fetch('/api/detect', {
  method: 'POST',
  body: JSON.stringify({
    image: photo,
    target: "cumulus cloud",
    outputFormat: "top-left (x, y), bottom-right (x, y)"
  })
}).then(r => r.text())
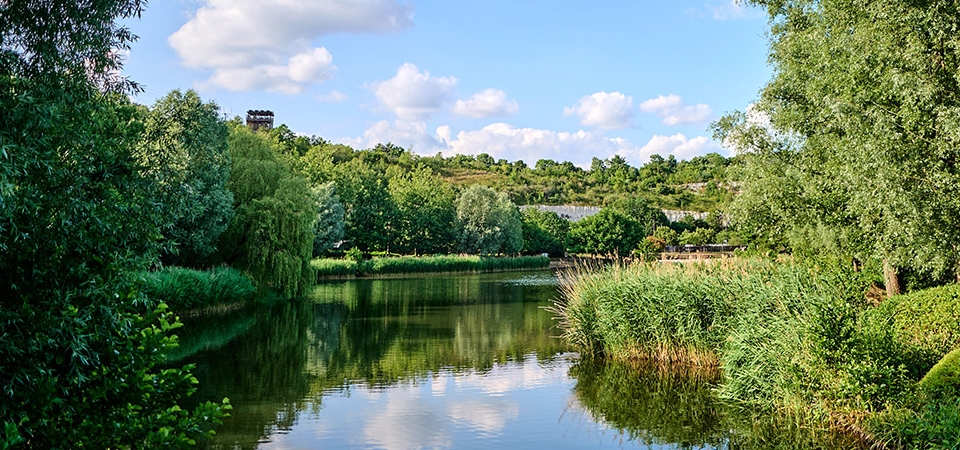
top-left (204, 47), bottom-right (335, 93)
top-left (637, 133), bottom-right (726, 162)
top-left (169, 0), bottom-right (412, 92)
top-left (639, 94), bottom-right (713, 126)
top-left (372, 63), bottom-right (457, 120)
top-left (439, 123), bottom-right (641, 167)
top-left (344, 119), bottom-right (443, 151)
top-left (563, 91), bottom-right (635, 130)
top-left (452, 89), bottom-right (519, 118)
top-left (344, 120), bottom-right (729, 167)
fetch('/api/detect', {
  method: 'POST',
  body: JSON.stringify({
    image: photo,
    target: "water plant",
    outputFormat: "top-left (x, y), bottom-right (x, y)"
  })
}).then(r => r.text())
top-left (140, 266), bottom-right (256, 313)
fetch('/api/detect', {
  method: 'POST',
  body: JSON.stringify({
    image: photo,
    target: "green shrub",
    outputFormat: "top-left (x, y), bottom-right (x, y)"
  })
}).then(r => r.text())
top-left (920, 348), bottom-right (960, 401)
top-left (141, 266), bottom-right (256, 312)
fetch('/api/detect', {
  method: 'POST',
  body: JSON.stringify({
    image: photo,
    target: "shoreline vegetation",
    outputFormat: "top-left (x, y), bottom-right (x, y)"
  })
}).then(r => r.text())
top-left (552, 257), bottom-right (960, 448)
top-left (143, 255), bottom-right (551, 315)
top-left (312, 254), bottom-right (551, 279)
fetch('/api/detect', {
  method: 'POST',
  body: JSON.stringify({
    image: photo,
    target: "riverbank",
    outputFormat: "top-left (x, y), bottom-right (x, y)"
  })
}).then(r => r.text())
top-left (312, 254), bottom-right (550, 279)
top-left (552, 258), bottom-right (960, 448)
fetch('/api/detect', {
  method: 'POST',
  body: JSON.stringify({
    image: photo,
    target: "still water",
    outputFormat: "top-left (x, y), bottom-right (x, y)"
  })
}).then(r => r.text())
top-left (175, 270), bottom-right (855, 449)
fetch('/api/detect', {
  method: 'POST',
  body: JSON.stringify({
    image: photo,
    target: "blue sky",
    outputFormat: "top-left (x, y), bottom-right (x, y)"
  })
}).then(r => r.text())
top-left (122, 0), bottom-right (771, 167)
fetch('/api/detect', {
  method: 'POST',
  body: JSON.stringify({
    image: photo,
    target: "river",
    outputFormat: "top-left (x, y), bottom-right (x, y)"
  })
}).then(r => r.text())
top-left (173, 270), bottom-right (858, 449)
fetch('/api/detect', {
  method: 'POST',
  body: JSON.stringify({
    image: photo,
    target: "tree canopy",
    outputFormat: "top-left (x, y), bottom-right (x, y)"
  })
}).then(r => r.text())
top-left (718, 0), bottom-right (960, 292)
top-left (1, 1), bottom-right (228, 446)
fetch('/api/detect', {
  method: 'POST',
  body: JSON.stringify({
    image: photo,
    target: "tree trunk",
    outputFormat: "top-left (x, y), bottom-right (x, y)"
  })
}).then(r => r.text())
top-left (884, 259), bottom-right (901, 298)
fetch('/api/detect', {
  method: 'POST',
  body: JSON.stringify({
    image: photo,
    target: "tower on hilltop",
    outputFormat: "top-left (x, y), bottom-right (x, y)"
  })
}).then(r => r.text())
top-left (245, 110), bottom-right (274, 132)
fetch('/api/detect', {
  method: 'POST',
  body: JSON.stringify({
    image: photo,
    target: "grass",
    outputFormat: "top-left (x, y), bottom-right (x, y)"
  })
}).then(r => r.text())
top-left (554, 257), bottom-right (960, 447)
top-left (140, 266), bottom-right (256, 314)
top-left (313, 254), bottom-right (550, 278)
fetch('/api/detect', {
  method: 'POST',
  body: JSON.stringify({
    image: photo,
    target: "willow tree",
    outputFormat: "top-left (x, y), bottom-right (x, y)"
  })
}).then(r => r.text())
top-left (215, 125), bottom-right (316, 298)
top-left (720, 1), bottom-right (960, 294)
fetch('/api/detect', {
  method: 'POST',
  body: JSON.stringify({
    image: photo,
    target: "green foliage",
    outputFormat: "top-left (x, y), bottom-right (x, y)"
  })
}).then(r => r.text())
top-left (653, 226), bottom-right (679, 246)
top-left (389, 165), bottom-right (457, 254)
top-left (724, 1), bottom-right (960, 281)
top-left (312, 181), bottom-right (345, 257)
top-left (0, 0), bottom-right (145, 93)
top-left (920, 348), bottom-right (960, 402)
top-left (310, 257), bottom-right (359, 278)
top-left (215, 125), bottom-right (317, 298)
top-left (555, 257), bottom-right (960, 445)
top-left (455, 185), bottom-right (523, 255)
top-left (365, 255), bottom-right (549, 276)
top-left (140, 266), bottom-right (256, 312)
top-left (679, 227), bottom-right (717, 246)
top-left (334, 158), bottom-right (399, 252)
top-left (867, 283), bottom-right (960, 362)
top-left (1, 2), bottom-right (235, 445)
top-left (609, 196), bottom-right (669, 236)
top-left (520, 208), bottom-right (568, 257)
top-left (0, 72), bottom-right (229, 446)
top-left (139, 89), bottom-right (234, 266)
top-left (567, 209), bottom-right (646, 255)
top-left (313, 255), bottom-right (549, 278)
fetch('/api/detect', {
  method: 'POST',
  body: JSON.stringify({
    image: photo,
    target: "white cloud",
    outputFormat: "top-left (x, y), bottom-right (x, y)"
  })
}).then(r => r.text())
top-left (637, 133), bottom-right (726, 162)
top-left (372, 63), bottom-right (457, 120)
top-left (169, 0), bottom-right (412, 92)
top-left (345, 122), bottom-right (725, 168)
top-left (204, 47), bottom-right (335, 94)
top-left (563, 91), bottom-right (635, 130)
top-left (639, 94), bottom-right (713, 126)
top-left (344, 119), bottom-right (443, 151)
top-left (452, 88), bottom-right (519, 118)
top-left (439, 123), bottom-right (639, 167)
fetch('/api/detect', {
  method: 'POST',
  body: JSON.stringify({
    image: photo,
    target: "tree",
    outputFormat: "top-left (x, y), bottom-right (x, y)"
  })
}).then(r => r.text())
top-left (609, 196), bottom-right (669, 237)
top-left (521, 208), bottom-right (568, 257)
top-left (333, 158), bottom-right (399, 252)
top-left (455, 185), bottom-right (523, 255)
top-left (721, 1), bottom-right (960, 293)
top-left (389, 166), bottom-right (457, 255)
top-left (138, 89), bottom-right (234, 267)
top-left (1, 1), bottom-right (228, 445)
top-left (313, 182), bottom-right (345, 257)
top-left (567, 209), bottom-right (645, 255)
top-left (215, 125), bottom-right (316, 298)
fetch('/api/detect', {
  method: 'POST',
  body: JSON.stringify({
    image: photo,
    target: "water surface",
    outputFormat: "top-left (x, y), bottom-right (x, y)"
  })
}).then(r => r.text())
top-left (175, 271), bottom-right (858, 449)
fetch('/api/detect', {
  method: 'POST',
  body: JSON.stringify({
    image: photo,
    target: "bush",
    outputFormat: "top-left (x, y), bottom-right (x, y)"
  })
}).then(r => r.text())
top-left (140, 266), bottom-right (256, 312)
top-left (920, 348), bottom-right (960, 401)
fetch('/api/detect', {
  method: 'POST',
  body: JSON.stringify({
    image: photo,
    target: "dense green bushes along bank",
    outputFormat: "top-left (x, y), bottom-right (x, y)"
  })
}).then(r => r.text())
top-left (312, 255), bottom-right (550, 278)
top-left (554, 259), bottom-right (960, 447)
top-left (141, 267), bottom-right (256, 314)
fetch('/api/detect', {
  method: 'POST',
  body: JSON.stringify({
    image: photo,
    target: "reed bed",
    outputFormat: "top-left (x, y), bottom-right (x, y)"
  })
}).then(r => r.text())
top-left (310, 258), bottom-right (358, 278)
top-left (140, 266), bottom-right (256, 313)
top-left (313, 254), bottom-right (550, 278)
top-left (554, 257), bottom-right (960, 446)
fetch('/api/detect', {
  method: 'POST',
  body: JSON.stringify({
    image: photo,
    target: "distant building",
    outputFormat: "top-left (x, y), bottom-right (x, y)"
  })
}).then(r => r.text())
top-left (245, 110), bottom-right (274, 132)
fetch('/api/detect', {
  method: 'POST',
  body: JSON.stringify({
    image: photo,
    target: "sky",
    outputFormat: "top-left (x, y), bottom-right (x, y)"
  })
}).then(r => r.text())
top-left (121, 0), bottom-right (772, 167)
